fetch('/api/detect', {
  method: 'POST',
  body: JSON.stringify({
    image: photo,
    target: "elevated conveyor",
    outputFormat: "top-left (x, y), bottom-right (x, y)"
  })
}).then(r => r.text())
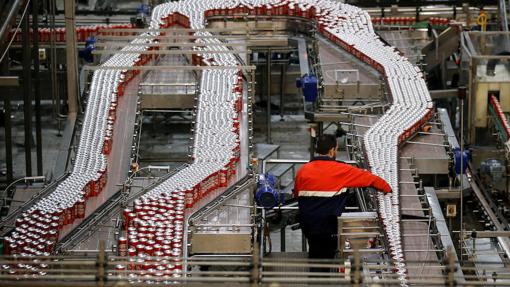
top-left (489, 94), bottom-right (510, 157)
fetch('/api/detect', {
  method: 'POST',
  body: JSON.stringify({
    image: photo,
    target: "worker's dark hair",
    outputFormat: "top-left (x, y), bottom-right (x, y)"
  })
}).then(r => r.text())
top-left (316, 134), bottom-right (337, 155)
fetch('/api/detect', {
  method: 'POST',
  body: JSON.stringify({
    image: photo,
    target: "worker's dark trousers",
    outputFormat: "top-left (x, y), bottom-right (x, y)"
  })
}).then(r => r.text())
top-left (307, 234), bottom-right (337, 272)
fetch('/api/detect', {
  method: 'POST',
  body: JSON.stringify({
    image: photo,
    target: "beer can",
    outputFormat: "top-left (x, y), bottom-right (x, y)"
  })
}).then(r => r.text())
top-left (118, 237), bottom-right (128, 256)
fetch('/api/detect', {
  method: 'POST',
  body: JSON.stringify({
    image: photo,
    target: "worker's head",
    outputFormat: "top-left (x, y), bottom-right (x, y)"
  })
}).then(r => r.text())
top-left (316, 134), bottom-right (338, 159)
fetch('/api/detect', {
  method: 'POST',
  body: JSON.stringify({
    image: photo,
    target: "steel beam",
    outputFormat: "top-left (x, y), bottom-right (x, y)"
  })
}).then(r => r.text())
top-left (266, 49), bottom-right (271, 143)
top-left (1, 58), bottom-right (13, 182)
top-left (33, 0), bottom-right (43, 176)
top-left (429, 89), bottom-right (457, 99)
top-left (22, 5), bottom-right (32, 177)
top-left (64, 0), bottom-right (78, 114)
top-left (0, 77), bottom-right (19, 86)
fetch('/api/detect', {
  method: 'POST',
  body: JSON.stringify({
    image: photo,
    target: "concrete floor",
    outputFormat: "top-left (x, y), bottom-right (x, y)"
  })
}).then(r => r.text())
top-left (138, 112), bottom-right (192, 165)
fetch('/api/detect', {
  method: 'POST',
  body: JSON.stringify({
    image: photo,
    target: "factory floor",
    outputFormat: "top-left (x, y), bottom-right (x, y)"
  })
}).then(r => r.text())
top-left (0, 104), bottom-right (67, 184)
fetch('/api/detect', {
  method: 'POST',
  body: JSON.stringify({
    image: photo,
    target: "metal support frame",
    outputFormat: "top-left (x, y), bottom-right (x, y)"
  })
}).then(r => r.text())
top-left (50, 0), bottom-right (58, 120)
top-left (64, 0), bottom-right (78, 115)
top-left (459, 97), bottom-right (464, 264)
top-left (22, 3), bottom-right (32, 177)
top-left (279, 62), bottom-right (286, 120)
top-left (266, 49), bottom-right (272, 144)
top-left (32, 0), bottom-right (43, 176)
top-left (1, 53), bottom-right (13, 183)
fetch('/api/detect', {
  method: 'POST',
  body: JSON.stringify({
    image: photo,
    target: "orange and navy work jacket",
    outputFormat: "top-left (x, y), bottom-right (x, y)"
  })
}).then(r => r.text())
top-left (294, 156), bottom-right (391, 236)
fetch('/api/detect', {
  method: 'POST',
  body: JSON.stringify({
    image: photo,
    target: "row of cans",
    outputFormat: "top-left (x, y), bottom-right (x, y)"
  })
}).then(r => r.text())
top-left (113, 253), bottom-right (183, 274)
top-left (3, 6), bottom-right (152, 268)
top-left (489, 95), bottom-right (510, 139)
top-left (371, 17), bottom-right (450, 27)
top-left (117, 3), bottom-right (247, 277)
top-left (3, 1), bottom-right (163, 274)
top-left (4, 168), bottom-right (107, 256)
top-left (203, 1), bottom-right (318, 19)
top-left (314, 0), bottom-right (438, 282)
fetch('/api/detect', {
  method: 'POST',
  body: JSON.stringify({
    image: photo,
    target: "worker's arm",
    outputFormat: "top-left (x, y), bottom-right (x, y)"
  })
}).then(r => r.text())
top-left (339, 164), bottom-right (392, 193)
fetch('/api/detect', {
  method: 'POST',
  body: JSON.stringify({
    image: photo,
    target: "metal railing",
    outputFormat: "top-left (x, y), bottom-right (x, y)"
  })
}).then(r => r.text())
top-left (0, 173), bottom-right (69, 237)
top-left (139, 82), bottom-right (197, 95)
top-left (2, 246), bottom-right (510, 286)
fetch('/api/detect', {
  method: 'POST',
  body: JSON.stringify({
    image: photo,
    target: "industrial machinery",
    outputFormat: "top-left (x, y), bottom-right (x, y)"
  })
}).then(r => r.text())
top-left (1, 0), bottom-right (510, 286)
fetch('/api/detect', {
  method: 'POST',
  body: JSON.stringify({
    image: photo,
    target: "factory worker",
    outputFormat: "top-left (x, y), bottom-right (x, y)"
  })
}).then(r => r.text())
top-left (294, 134), bottom-right (392, 267)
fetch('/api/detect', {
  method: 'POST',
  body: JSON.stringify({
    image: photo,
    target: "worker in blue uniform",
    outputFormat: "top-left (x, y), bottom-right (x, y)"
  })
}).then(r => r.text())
top-left (294, 134), bottom-right (392, 265)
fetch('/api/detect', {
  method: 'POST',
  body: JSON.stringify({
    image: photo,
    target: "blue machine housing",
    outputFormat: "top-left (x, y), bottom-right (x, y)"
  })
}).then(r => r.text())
top-left (453, 147), bottom-right (471, 175)
top-left (255, 173), bottom-right (281, 209)
top-left (302, 74), bottom-right (318, 102)
top-left (296, 74), bottom-right (318, 102)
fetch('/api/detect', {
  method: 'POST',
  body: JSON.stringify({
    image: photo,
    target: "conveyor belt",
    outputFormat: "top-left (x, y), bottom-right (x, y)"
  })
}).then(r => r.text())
top-left (489, 95), bottom-right (510, 143)
top-left (4, 1), bottom-right (434, 285)
top-left (55, 164), bottom-right (188, 252)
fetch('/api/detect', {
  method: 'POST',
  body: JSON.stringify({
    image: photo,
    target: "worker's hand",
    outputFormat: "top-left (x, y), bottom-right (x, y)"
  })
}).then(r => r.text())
top-left (384, 188), bottom-right (392, 194)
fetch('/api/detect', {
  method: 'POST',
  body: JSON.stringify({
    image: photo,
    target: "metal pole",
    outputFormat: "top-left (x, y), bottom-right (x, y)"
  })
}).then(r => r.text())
top-left (447, 246), bottom-right (455, 287)
top-left (279, 62), bottom-right (286, 121)
top-left (250, 242), bottom-right (260, 286)
top-left (459, 97), bottom-right (464, 264)
top-left (280, 225), bottom-right (286, 252)
top-left (97, 240), bottom-right (105, 287)
top-left (64, 0), bottom-right (78, 114)
top-left (259, 208), bottom-right (265, 263)
top-left (266, 49), bottom-right (271, 143)
top-left (50, 0), bottom-right (58, 119)
top-left (1, 55), bottom-right (13, 183)
top-left (32, 0), bottom-right (43, 176)
top-left (22, 4), bottom-right (32, 177)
